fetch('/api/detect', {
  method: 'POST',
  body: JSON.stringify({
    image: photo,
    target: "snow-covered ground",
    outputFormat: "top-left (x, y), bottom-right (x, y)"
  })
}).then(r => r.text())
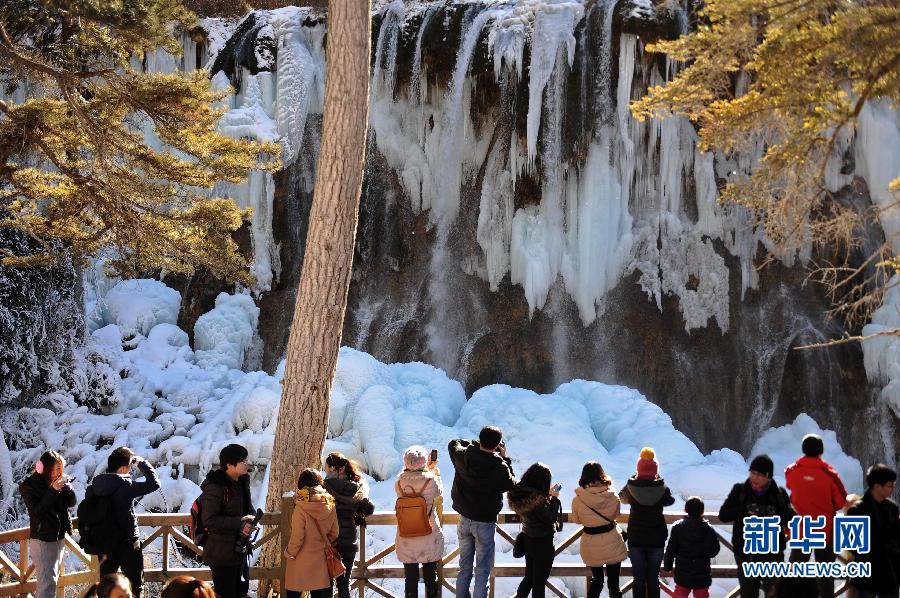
top-left (0, 277), bottom-right (864, 596)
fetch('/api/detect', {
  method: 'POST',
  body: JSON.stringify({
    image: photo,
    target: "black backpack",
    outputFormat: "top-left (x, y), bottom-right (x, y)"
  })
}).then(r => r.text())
top-left (77, 487), bottom-right (120, 555)
top-left (189, 485), bottom-right (229, 548)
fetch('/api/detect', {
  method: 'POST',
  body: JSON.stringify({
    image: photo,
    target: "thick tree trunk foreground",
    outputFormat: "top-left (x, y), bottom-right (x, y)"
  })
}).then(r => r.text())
top-left (258, 1), bottom-right (371, 594)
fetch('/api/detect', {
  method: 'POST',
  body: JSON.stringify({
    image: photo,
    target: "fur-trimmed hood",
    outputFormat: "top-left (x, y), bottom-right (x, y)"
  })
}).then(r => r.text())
top-left (324, 475), bottom-right (366, 504)
top-left (508, 485), bottom-right (549, 515)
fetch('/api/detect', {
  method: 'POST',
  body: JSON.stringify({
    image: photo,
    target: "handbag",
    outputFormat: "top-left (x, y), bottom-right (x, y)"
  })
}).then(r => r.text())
top-left (584, 503), bottom-right (628, 543)
top-left (513, 532), bottom-right (526, 558)
top-left (310, 514), bottom-right (346, 579)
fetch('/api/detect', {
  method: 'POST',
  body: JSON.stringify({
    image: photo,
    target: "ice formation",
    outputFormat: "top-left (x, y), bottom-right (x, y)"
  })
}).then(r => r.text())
top-left (857, 101), bottom-right (900, 422)
top-left (194, 292), bottom-right (260, 370)
top-left (3, 275), bottom-right (870, 595)
top-left (748, 413), bottom-right (864, 493)
top-left (91, 279), bottom-right (182, 338)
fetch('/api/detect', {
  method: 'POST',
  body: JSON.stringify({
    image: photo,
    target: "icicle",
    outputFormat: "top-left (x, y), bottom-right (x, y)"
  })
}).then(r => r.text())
top-left (271, 8), bottom-right (315, 166)
top-left (594, 0), bottom-right (619, 125)
top-left (432, 6), bottom-right (510, 229)
top-left (525, 2), bottom-right (584, 164)
top-left (371, 2), bottom-right (406, 102)
top-left (409, 7), bottom-right (437, 105)
top-left (476, 136), bottom-right (514, 291)
top-left (561, 130), bottom-right (633, 325)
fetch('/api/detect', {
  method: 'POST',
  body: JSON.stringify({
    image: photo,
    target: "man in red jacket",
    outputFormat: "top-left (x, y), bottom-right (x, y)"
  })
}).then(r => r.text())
top-left (785, 434), bottom-right (848, 598)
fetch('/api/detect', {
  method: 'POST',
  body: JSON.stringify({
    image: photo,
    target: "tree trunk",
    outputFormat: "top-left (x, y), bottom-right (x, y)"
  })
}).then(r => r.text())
top-left (258, 1), bottom-right (371, 594)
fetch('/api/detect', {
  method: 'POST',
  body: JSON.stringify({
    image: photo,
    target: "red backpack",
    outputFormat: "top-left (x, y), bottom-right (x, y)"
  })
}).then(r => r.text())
top-left (189, 486), bottom-right (229, 547)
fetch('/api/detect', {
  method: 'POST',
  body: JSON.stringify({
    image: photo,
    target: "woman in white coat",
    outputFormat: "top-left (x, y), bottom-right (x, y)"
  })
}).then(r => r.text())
top-left (395, 446), bottom-right (444, 598)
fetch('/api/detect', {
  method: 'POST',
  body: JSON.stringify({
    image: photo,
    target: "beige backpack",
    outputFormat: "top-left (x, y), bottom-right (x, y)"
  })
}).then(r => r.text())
top-left (394, 479), bottom-right (433, 537)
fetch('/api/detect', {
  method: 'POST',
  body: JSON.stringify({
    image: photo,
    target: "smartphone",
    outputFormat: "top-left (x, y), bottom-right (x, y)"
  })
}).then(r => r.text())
top-left (429, 449), bottom-right (438, 463)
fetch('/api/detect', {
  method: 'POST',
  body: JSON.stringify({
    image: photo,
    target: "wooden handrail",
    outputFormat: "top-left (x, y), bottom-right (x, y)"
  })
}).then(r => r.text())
top-left (0, 509), bottom-right (848, 598)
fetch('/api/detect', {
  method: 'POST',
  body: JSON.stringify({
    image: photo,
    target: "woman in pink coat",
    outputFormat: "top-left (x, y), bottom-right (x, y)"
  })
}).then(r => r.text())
top-left (395, 446), bottom-right (444, 598)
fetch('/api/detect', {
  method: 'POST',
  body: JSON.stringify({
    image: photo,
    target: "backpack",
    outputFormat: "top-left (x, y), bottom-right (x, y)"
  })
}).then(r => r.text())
top-left (189, 485), bottom-right (229, 548)
top-left (77, 487), bottom-right (120, 555)
top-left (394, 479), bottom-right (433, 538)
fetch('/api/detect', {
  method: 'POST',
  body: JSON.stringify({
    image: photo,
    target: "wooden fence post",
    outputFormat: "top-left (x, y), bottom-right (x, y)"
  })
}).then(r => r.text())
top-left (357, 523), bottom-right (366, 598)
top-left (18, 539), bottom-right (27, 598)
top-left (280, 492), bottom-right (294, 598)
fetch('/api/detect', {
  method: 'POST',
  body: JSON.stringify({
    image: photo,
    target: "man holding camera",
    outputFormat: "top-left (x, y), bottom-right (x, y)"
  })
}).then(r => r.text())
top-left (718, 454), bottom-right (794, 598)
top-left (449, 426), bottom-right (517, 598)
top-left (90, 446), bottom-right (160, 598)
top-left (199, 444), bottom-right (257, 598)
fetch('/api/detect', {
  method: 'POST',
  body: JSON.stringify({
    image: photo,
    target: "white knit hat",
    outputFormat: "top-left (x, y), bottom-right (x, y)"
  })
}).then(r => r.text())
top-left (403, 446), bottom-right (428, 470)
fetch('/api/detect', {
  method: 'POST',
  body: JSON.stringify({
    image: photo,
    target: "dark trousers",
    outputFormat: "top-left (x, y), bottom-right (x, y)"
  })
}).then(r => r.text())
top-left (516, 535), bottom-right (556, 598)
top-left (100, 539), bottom-right (143, 598)
top-left (629, 547), bottom-right (664, 598)
top-left (789, 549), bottom-right (837, 598)
top-left (335, 543), bottom-right (358, 598)
top-left (404, 561), bottom-right (438, 597)
top-left (588, 563), bottom-right (622, 598)
top-left (286, 589), bottom-right (330, 598)
top-left (736, 558), bottom-right (776, 598)
top-left (209, 560), bottom-right (250, 598)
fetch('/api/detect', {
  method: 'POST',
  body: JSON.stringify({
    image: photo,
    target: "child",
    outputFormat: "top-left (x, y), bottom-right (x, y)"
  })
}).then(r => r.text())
top-left (662, 496), bottom-right (720, 598)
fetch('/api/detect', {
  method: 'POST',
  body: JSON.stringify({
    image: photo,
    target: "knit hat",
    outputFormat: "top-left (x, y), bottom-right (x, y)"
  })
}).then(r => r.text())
top-left (636, 447), bottom-right (658, 479)
top-left (749, 454), bottom-right (774, 478)
top-left (801, 434), bottom-right (824, 457)
top-left (403, 446), bottom-right (428, 471)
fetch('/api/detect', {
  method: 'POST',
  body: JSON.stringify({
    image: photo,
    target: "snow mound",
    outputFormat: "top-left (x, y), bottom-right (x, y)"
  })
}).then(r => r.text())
top-left (93, 279), bottom-right (181, 338)
top-left (194, 292), bottom-right (260, 370)
top-left (330, 347), bottom-right (466, 480)
top-left (748, 413), bottom-right (864, 494)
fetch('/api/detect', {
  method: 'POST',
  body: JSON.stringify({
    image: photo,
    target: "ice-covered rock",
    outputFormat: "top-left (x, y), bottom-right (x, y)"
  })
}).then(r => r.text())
top-left (194, 292), bottom-right (260, 370)
top-left (749, 413), bottom-right (864, 494)
top-left (94, 279), bottom-right (181, 339)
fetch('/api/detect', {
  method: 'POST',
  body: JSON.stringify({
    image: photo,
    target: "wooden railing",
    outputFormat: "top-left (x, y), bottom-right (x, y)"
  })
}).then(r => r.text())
top-left (347, 511), bottom-right (737, 598)
top-left (0, 511), bottom-right (283, 597)
top-left (0, 504), bottom-right (849, 598)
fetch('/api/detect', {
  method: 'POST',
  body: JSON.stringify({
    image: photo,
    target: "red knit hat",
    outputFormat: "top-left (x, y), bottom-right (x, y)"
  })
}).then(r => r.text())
top-left (636, 447), bottom-right (658, 479)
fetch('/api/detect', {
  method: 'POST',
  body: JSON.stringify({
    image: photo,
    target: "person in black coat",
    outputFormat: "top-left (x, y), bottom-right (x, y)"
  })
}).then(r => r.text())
top-left (198, 444), bottom-right (256, 598)
top-left (619, 447), bottom-right (675, 598)
top-left (89, 447), bottom-right (160, 598)
top-left (662, 497), bottom-right (720, 597)
top-left (718, 454), bottom-right (794, 598)
top-left (323, 452), bottom-right (375, 598)
top-left (20, 450), bottom-right (76, 598)
top-left (507, 463), bottom-right (562, 598)
top-left (846, 464), bottom-right (900, 598)
top-left (449, 426), bottom-right (517, 598)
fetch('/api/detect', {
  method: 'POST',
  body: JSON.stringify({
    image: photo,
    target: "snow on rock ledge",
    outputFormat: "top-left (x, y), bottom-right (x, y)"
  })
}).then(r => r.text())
top-left (92, 279), bottom-right (181, 338)
top-left (194, 292), bottom-right (260, 370)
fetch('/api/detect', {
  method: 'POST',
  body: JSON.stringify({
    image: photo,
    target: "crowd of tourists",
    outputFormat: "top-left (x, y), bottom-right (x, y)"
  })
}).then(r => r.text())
top-left (18, 427), bottom-right (899, 598)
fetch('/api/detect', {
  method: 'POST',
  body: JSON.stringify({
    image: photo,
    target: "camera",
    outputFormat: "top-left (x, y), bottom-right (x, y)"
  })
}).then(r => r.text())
top-left (551, 483), bottom-right (562, 493)
top-left (234, 509), bottom-right (263, 555)
top-left (429, 449), bottom-right (438, 464)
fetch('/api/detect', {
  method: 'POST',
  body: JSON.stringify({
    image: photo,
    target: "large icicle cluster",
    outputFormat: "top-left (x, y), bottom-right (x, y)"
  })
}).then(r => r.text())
top-left (155, 2), bottom-right (895, 368)
top-left (137, 10), bottom-right (326, 293)
top-left (362, 2), bottom-right (746, 331)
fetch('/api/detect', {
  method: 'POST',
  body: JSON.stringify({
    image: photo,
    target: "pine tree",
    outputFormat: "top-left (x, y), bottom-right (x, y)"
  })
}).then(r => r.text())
top-left (256, 0), bottom-right (370, 592)
top-left (631, 0), bottom-right (900, 330)
top-left (0, 0), bottom-right (277, 281)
